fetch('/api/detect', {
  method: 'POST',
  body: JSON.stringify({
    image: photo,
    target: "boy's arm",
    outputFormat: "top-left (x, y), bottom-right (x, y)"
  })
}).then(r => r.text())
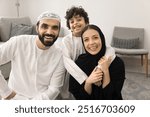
top-left (62, 35), bottom-right (87, 84)
top-left (105, 43), bottom-right (116, 63)
top-left (63, 56), bottom-right (87, 84)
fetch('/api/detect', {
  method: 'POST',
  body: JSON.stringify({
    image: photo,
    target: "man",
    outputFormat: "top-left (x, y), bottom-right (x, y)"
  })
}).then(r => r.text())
top-left (0, 11), bottom-right (65, 100)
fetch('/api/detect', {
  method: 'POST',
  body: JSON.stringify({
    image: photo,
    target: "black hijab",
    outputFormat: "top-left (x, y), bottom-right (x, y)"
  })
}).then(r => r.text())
top-left (75, 24), bottom-right (106, 76)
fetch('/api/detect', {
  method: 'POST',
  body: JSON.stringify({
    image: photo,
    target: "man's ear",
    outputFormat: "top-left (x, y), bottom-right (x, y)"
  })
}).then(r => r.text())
top-left (36, 25), bottom-right (38, 33)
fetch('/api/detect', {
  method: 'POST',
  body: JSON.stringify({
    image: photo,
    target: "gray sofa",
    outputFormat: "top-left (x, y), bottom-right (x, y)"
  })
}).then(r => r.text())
top-left (0, 17), bottom-right (37, 79)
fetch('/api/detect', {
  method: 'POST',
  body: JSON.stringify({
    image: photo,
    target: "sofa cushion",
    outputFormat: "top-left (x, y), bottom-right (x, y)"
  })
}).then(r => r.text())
top-left (10, 23), bottom-right (33, 37)
top-left (112, 37), bottom-right (139, 49)
top-left (0, 17), bottom-right (32, 42)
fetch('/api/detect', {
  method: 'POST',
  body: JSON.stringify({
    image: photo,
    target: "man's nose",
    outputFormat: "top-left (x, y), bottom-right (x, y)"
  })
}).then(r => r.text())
top-left (46, 27), bottom-right (53, 34)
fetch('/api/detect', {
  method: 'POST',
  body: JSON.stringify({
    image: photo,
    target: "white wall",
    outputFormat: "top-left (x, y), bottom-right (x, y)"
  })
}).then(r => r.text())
top-left (0, 0), bottom-right (16, 17)
top-left (1, 0), bottom-right (150, 58)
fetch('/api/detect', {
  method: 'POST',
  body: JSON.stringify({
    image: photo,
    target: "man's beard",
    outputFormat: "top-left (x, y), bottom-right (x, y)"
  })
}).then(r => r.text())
top-left (38, 33), bottom-right (58, 47)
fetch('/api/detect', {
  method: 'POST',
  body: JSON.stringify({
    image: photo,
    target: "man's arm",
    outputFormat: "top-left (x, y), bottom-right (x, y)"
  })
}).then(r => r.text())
top-left (0, 37), bottom-right (17, 99)
top-left (0, 71), bottom-right (13, 99)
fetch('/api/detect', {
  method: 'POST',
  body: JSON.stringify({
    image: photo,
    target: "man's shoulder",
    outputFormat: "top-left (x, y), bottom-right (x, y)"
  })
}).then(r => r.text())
top-left (14, 35), bottom-right (35, 42)
top-left (6, 35), bottom-right (35, 46)
top-left (53, 42), bottom-right (63, 52)
top-left (62, 33), bottom-right (72, 41)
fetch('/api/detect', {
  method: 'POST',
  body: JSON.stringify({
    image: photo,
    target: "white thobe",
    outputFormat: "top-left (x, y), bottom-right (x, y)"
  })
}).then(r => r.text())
top-left (0, 35), bottom-right (65, 100)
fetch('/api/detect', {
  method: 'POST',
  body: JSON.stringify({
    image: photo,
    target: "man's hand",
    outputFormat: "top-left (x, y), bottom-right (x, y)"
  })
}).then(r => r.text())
top-left (4, 91), bottom-right (16, 100)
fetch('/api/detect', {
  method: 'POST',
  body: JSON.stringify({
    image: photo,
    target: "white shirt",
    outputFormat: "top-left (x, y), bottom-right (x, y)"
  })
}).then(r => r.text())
top-left (0, 35), bottom-right (65, 100)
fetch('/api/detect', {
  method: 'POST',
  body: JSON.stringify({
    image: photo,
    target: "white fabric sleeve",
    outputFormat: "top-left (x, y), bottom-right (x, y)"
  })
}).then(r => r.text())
top-left (62, 37), bottom-right (87, 84)
top-left (105, 42), bottom-right (116, 62)
top-left (11, 94), bottom-right (29, 100)
top-left (0, 37), bottom-right (17, 65)
top-left (63, 56), bottom-right (87, 84)
top-left (32, 58), bottom-right (66, 100)
top-left (0, 37), bottom-right (17, 99)
top-left (0, 71), bottom-right (12, 98)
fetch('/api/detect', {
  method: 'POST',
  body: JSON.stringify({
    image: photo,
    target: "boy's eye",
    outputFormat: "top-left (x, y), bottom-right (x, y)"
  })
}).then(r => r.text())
top-left (76, 18), bottom-right (82, 22)
top-left (69, 20), bottom-right (74, 24)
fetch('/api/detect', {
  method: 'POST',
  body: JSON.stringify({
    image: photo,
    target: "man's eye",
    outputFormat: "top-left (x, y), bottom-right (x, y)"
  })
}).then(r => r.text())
top-left (52, 26), bottom-right (59, 30)
top-left (41, 24), bottom-right (48, 29)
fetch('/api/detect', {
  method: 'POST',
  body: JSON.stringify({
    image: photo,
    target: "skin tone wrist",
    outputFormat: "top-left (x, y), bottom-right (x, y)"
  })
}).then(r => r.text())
top-left (102, 70), bottom-right (110, 88)
top-left (4, 91), bottom-right (16, 100)
top-left (84, 79), bottom-right (92, 94)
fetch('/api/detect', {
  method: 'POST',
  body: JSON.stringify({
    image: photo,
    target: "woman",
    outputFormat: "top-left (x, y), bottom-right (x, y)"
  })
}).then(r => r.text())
top-left (69, 24), bottom-right (125, 100)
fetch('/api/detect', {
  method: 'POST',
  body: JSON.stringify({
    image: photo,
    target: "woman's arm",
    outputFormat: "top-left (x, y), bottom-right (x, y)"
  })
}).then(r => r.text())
top-left (102, 56), bottom-right (125, 100)
top-left (69, 75), bottom-right (91, 100)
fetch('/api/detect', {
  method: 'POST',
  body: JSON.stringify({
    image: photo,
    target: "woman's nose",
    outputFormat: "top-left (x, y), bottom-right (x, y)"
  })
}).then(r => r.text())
top-left (89, 39), bottom-right (94, 44)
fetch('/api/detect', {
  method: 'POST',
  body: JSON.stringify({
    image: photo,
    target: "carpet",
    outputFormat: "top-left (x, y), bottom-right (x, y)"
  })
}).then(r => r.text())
top-left (122, 72), bottom-right (150, 100)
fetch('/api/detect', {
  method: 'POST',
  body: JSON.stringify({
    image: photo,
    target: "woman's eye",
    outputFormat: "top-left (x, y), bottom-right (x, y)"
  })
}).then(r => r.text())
top-left (93, 36), bottom-right (99, 40)
top-left (83, 38), bottom-right (88, 42)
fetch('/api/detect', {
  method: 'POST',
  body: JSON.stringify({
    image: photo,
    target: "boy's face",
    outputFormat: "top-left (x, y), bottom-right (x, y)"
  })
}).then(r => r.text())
top-left (69, 15), bottom-right (87, 37)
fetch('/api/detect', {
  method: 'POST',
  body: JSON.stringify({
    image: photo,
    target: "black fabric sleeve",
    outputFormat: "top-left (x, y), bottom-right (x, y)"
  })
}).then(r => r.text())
top-left (108, 56), bottom-right (126, 100)
top-left (69, 75), bottom-right (92, 100)
top-left (102, 82), bottom-right (114, 100)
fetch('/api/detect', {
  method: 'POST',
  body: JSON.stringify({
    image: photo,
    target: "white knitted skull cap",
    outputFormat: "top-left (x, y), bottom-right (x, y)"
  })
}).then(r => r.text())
top-left (37, 11), bottom-right (61, 23)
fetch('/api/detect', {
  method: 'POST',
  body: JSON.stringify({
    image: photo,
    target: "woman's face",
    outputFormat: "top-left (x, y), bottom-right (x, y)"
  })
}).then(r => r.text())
top-left (82, 29), bottom-right (102, 55)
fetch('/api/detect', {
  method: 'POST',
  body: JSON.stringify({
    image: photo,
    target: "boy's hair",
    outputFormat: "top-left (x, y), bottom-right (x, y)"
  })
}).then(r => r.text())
top-left (65, 6), bottom-right (89, 29)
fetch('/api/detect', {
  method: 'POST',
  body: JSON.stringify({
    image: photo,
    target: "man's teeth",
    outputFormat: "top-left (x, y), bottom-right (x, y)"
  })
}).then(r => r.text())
top-left (45, 36), bottom-right (52, 39)
top-left (90, 46), bottom-right (97, 50)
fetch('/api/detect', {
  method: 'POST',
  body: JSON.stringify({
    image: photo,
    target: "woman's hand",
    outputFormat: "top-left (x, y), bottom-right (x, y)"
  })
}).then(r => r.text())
top-left (98, 56), bottom-right (111, 88)
top-left (98, 56), bottom-right (110, 73)
top-left (85, 67), bottom-right (103, 85)
top-left (84, 67), bottom-right (103, 94)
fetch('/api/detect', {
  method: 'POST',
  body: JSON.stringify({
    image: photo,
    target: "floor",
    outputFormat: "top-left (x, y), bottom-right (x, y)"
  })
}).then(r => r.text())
top-left (120, 56), bottom-right (150, 100)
